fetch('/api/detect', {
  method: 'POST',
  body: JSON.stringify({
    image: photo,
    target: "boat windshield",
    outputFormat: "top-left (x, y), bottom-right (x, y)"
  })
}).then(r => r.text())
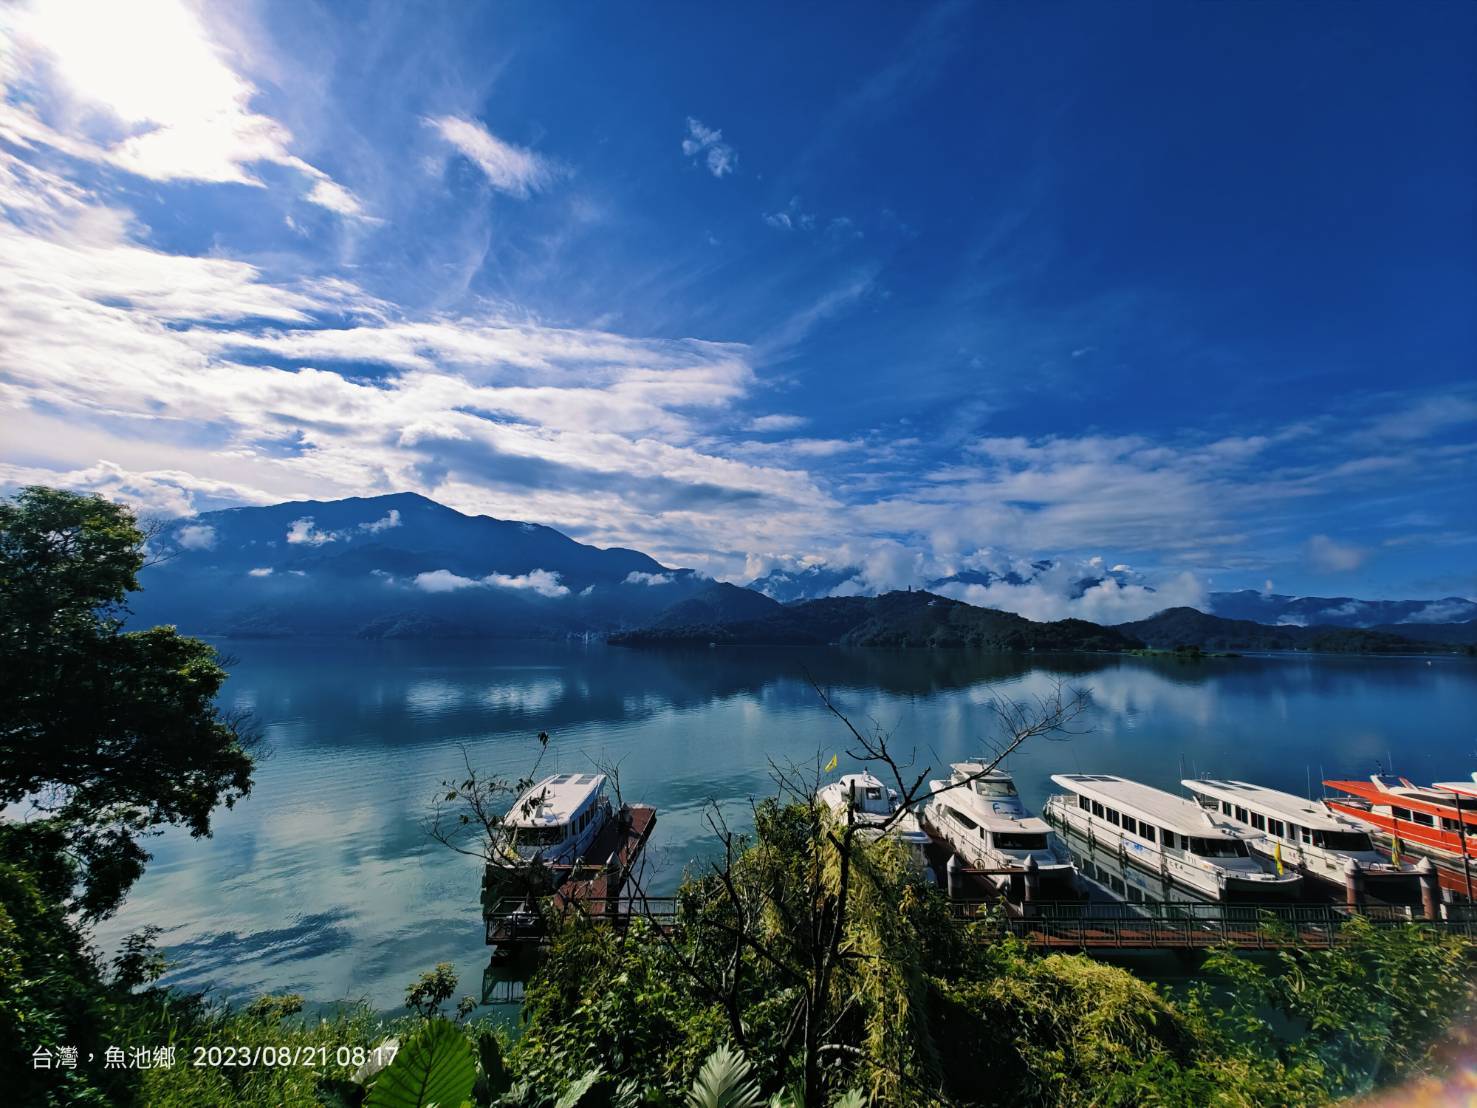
top-left (1311, 830), bottom-right (1373, 852)
top-left (972, 778), bottom-right (1018, 798)
top-left (516, 826), bottom-right (566, 847)
top-left (993, 832), bottom-right (1047, 851)
top-left (1188, 837), bottom-right (1250, 858)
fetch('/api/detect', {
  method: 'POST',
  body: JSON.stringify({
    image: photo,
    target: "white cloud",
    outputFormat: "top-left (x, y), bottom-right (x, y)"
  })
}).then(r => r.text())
top-left (359, 509), bottom-right (401, 533)
top-left (624, 571), bottom-right (673, 586)
top-left (426, 115), bottom-right (554, 197)
top-left (1306, 534), bottom-right (1367, 573)
top-left (3, 0), bottom-right (368, 217)
top-left (175, 523), bottom-right (216, 550)
top-left (247, 567), bottom-right (272, 577)
top-left (412, 567), bottom-right (570, 598)
top-left (681, 117), bottom-right (736, 178)
top-left (413, 569), bottom-right (477, 593)
top-left (483, 569), bottom-right (569, 598)
top-left (286, 517), bottom-right (336, 546)
top-left (746, 414), bottom-right (808, 433)
top-left (933, 561), bottom-right (1205, 624)
top-left (1399, 599), bottom-right (1477, 624)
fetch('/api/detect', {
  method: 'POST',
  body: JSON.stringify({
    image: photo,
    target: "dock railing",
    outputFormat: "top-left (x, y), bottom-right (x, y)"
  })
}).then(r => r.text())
top-left (487, 894), bottom-right (1477, 951)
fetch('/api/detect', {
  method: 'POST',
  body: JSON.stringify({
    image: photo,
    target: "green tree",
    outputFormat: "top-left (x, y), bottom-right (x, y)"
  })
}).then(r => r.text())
top-left (0, 486), bottom-right (256, 917)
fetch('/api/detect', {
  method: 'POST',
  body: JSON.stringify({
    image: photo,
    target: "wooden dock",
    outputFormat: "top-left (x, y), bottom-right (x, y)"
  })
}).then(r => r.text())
top-left (483, 894), bottom-right (1477, 953)
top-left (484, 804), bottom-right (656, 950)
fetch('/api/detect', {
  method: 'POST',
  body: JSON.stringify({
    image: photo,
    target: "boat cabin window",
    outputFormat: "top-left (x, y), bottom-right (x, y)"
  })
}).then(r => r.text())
top-left (973, 778), bottom-right (1018, 798)
top-left (1189, 837), bottom-right (1250, 858)
top-left (994, 832), bottom-right (1048, 851)
top-left (1162, 830), bottom-right (1178, 850)
top-left (1220, 801), bottom-right (1233, 816)
top-left (863, 786), bottom-right (883, 800)
top-left (1121, 815), bottom-right (1138, 835)
top-left (1139, 824), bottom-right (1156, 843)
top-left (522, 826), bottom-right (565, 847)
top-left (1078, 795), bottom-right (1091, 812)
top-left (1311, 829), bottom-right (1373, 851)
top-left (1235, 806), bottom-right (1249, 823)
top-left (1411, 811), bottom-right (1435, 828)
top-left (950, 807), bottom-right (980, 832)
top-left (1250, 813), bottom-right (1266, 831)
top-left (1391, 806), bottom-right (1413, 822)
top-left (1091, 801), bottom-right (1105, 818)
top-left (1106, 808), bottom-right (1121, 826)
top-left (1268, 819), bottom-right (1285, 838)
top-left (1299, 826), bottom-right (1312, 845)
top-left (1443, 818), bottom-right (1462, 833)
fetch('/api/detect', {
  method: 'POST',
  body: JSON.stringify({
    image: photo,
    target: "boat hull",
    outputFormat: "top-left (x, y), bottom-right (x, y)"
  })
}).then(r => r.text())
top-left (1043, 796), bottom-right (1302, 901)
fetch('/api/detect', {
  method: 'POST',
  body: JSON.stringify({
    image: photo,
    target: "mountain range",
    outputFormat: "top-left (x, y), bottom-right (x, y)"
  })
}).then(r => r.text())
top-left (131, 492), bottom-right (711, 639)
top-left (128, 492), bottom-right (1476, 651)
top-left (748, 564), bottom-right (1476, 629)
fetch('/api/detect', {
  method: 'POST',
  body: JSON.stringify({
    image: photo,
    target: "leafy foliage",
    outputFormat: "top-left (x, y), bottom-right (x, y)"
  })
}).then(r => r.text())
top-left (0, 487), bottom-right (256, 918)
top-left (365, 1018), bottom-right (478, 1108)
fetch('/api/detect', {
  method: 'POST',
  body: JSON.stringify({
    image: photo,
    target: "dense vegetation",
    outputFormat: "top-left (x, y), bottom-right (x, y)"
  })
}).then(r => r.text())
top-left (4, 487), bottom-right (1476, 1106)
top-left (1116, 606), bottom-right (1468, 654)
top-left (612, 588), bottom-right (1144, 651)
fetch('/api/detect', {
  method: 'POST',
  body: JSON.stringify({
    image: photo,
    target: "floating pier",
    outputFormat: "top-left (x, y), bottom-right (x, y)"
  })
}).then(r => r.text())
top-left (483, 803), bottom-right (656, 954)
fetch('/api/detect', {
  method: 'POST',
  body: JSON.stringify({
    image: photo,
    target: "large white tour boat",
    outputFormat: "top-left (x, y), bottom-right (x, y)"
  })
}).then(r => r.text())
top-left (498, 772), bottom-right (613, 867)
top-left (1043, 774), bottom-right (1302, 900)
top-left (816, 772), bottom-right (931, 869)
top-left (922, 763), bottom-right (1075, 891)
top-left (1183, 778), bottom-right (1415, 891)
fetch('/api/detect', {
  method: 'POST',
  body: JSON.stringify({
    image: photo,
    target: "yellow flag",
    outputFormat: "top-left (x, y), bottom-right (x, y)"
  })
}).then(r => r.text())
top-left (824, 753), bottom-right (838, 773)
top-left (1391, 832), bottom-right (1402, 867)
top-left (1273, 840), bottom-right (1283, 876)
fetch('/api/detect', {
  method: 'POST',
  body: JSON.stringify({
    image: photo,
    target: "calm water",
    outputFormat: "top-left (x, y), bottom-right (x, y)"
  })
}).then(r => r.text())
top-left (95, 641), bottom-right (1477, 1010)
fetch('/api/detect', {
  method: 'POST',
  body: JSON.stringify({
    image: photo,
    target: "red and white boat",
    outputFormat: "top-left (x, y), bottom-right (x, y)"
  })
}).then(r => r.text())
top-left (1324, 774), bottom-right (1477, 861)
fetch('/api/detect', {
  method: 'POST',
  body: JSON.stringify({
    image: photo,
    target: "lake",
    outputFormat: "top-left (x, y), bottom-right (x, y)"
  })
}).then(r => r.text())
top-left (94, 641), bottom-right (1477, 1011)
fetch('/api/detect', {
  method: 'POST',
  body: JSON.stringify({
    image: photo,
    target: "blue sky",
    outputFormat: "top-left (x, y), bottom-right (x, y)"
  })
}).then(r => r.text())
top-left (1, 0), bottom-right (1473, 618)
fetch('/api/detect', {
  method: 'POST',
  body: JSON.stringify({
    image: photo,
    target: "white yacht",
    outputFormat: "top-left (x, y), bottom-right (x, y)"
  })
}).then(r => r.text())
top-left (1043, 774), bottom-right (1302, 900)
top-left (922, 764), bottom-right (1075, 891)
top-left (498, 772), bottom-right (612, 867)
top-left (1183, 778), bottom-right (1415, 889)
top-left (816, 772), bottom-right (931, 869)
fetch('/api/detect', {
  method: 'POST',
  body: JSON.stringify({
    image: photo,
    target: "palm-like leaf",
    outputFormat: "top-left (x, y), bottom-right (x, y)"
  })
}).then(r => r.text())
top-left (687, 1044), bottom-right (763, 1108)
top-left (365, 1018), bottom-right (477, 1108)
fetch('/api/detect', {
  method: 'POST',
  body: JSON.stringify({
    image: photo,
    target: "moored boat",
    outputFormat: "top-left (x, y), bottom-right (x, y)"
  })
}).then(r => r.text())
top-left (1043, 774), bottom-right (1302, 900)
top-left (816, 772), bottom-right (932, 869)
top-left (922, 763), bottom-right (1075, 892)
top-left (1325, 774), bottom-right (1477, 861)
top-left (1183, 778), bottom-right (1416, 891)
top-left (495, 772), bottom-right (614, 868)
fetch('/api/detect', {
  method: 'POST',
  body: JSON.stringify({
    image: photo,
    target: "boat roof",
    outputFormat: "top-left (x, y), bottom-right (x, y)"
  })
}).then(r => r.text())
top-left (1050, 774), bottom-right (1237, 837)
top-left (1432, 773), bottom-right (1477, 798)
top-left (948, 762), bottom-right (1014, 781)
top-left (506, 773), bottom-right (605, 828)
top-left (1183, 779), bottom-right (1351, 830)
top-left (1326, 775), bottom-right (1477, 811)
top-left (930, 778), bottom-right (1050, 833)
top-left (836, 772), bottom-right (889, 792)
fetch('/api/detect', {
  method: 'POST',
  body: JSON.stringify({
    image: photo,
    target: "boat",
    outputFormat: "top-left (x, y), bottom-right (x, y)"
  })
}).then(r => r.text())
top-left (1182, 778), bottom-right (1416, 890)
top-left (1324, 774), bottom-right (1477, 861)
top-left (921, 763), bottom-right (1075, 891)
top-left (1042, 774), bottom-right (1302, 900)
top-left (496, 772), bottom-right (614, 867)
top-left (817, 772), bottom-right (932, 869)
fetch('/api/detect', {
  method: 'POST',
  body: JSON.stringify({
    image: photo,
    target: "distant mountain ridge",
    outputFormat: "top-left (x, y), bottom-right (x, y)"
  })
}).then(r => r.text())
top-left (613, 588), bottom-right (1145, 652)
top-left (126, 492), bottom-right (1476, 644)
top-left (748, 561), bottom-right (1474, 629)
top-left (130, 492), bottom-right (711, 638)
top-left (1113, 608), bottom-right (1473, 653)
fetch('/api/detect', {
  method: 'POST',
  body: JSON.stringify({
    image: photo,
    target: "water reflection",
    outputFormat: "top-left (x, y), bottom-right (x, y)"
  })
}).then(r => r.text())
top-left (94, 640), bottom-right (1476, 1010)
